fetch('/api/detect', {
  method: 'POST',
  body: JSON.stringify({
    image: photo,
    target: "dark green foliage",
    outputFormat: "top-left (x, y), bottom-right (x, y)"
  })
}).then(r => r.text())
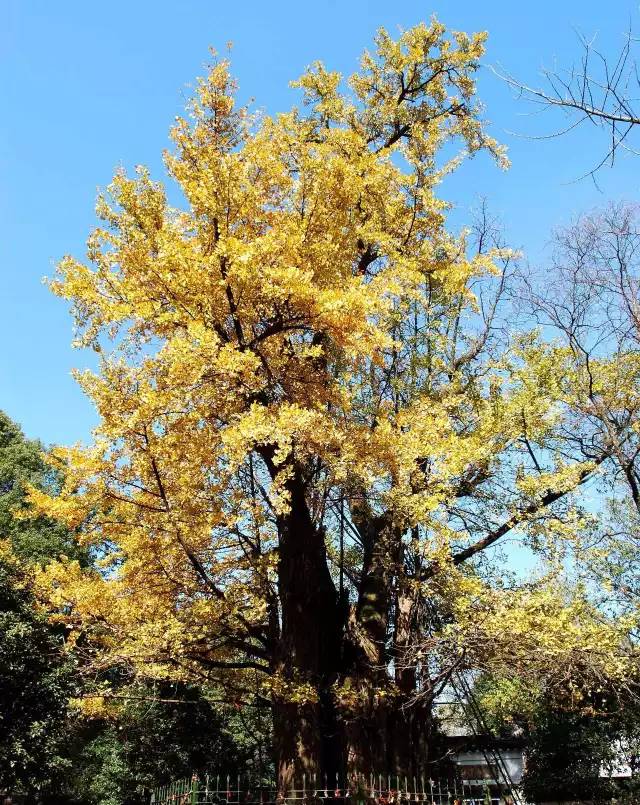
top-left (61, 683), bottom-right (267, 805)
top-left (521, 704), bottom-right (640, 803)
top-left (0, 551), bottom-right (76, 797)
top-left (0, 554), bottom-right (267, 803)
top-left (522, 708), bottom-right (611, 802)
top-left (0, 411), bottom-right (84, 797)
top-left (0, 411), bottom-right (80, 564)
top-left (474, 672), bottom-right (640, 802)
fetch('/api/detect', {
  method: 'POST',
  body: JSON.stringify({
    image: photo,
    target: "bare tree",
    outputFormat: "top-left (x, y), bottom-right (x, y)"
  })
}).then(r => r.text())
top-left (399, 203), bottom-right (640, 711)
top-left (527, 202), bottom-right (640, 497)
top-left (524, 202), bottom-right (640, 613)
top-left (496, 28), bottom-right (640, 178)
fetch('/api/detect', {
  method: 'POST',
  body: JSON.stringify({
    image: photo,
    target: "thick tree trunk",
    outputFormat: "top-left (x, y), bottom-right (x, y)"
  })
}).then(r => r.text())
top-left (269, 467), bottom-right (436, 785)
top-left (339, 685), bottom-right (436, 777)
top-left (272, 464), bottom-right (343, 789)
top-left (272, 697), bottom-right (340, 788)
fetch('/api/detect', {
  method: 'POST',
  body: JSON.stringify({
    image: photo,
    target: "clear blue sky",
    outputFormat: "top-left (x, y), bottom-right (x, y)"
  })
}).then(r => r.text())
top-left (1, 0), bottom-right (639, 446)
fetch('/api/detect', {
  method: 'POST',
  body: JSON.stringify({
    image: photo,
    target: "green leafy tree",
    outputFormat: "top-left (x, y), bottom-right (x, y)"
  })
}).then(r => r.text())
top-left (474, 672), bottom-right (640, 802)
top-left (0, 544), bottom-right (76, 797)
top-left (0, 411), bottom-right (83, 797)
top-left (521, 704), bottom-right (640, 803)
top-left (63, 682), bottom-right (269, 804)
top-left (0, 411), bottom-right (80, 564)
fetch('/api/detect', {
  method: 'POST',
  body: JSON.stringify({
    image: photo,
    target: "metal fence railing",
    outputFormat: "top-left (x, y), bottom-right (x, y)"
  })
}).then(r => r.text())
top-left (151, 775), bottom-right (514, 805)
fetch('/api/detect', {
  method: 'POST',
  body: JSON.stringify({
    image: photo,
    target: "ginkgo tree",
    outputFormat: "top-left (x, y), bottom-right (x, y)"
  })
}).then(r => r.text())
top-left (31, 20), bottom-right (640, 784)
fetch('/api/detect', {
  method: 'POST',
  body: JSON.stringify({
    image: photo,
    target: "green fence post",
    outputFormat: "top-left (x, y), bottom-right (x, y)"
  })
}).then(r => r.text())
top-left (191, 774), bottom-right (198, 805)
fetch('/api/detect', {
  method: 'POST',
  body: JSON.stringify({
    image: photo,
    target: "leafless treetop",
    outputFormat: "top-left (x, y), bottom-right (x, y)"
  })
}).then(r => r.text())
top-left (495, 28), bottom-right (640, 180)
